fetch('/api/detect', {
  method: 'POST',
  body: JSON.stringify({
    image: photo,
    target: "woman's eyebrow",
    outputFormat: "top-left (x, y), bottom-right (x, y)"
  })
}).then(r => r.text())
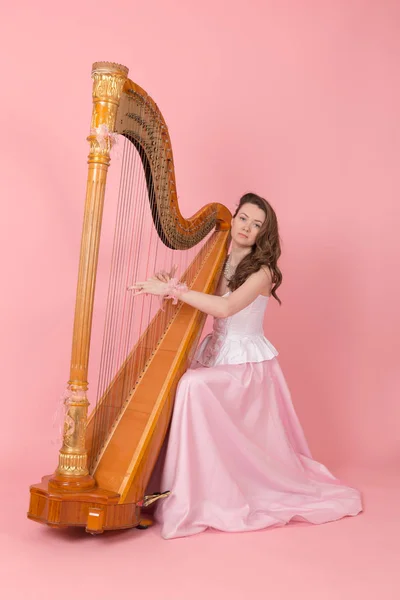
top-left (240, 212), bottom-right (263, 224)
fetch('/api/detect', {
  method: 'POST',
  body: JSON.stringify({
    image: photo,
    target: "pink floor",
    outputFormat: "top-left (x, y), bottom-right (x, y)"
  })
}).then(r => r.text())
top-left (2, 465), bottom-right (398, 599)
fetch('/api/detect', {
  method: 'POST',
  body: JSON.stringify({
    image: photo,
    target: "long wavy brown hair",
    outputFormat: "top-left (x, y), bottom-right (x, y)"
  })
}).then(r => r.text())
top-left (228, 192), bottom-right (283, 304)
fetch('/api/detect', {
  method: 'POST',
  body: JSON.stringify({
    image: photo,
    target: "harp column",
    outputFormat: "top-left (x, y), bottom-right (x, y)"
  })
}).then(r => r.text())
top-left (49, 62), bottom-right (129, 490)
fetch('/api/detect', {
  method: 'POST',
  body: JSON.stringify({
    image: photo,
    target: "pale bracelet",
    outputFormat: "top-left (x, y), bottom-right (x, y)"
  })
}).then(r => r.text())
top-left (163, 277), bottom-right (188, 304)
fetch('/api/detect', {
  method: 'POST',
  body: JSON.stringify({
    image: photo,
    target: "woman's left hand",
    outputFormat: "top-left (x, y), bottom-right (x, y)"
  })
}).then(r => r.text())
top-left (127, 276), bottom-right (168, 297)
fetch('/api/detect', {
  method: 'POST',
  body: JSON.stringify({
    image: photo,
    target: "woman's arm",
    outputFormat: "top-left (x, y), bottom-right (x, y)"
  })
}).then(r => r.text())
top-left (129, 267), bottom-right (271, 318)
top-left (178, 268), bottom-right (271, 317)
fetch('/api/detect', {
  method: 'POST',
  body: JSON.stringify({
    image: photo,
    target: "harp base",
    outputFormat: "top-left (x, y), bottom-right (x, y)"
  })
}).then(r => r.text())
top-left (48, 472), bottom-right (96, 492)
top-left (28, 476), bottom-right (143, 534)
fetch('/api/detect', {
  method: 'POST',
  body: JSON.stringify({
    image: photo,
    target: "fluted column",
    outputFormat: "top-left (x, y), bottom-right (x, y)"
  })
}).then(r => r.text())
top-left (49, 62), bottom-right (129, 490)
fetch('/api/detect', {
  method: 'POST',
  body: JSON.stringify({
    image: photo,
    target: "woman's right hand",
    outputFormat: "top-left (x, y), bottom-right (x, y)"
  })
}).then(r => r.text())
top-left (154, 264), bottom-right (178, 283)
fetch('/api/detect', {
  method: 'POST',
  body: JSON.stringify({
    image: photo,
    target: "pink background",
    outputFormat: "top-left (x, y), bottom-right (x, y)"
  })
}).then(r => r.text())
top-left (1, 1), bottom-right (399, 598)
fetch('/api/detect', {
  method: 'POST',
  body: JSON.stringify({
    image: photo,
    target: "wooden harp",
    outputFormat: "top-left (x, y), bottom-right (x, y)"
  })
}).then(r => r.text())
top-left (28, 62), bottom-right (231, 534)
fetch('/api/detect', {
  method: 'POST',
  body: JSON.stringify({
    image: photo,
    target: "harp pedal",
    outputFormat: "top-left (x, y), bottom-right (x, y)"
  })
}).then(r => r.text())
top-left (139, 490), bottom-right (171, 508)
top-left (136, 491), bottom-right (171, 529)
top-left (136, 517), bottom-right (153, 530)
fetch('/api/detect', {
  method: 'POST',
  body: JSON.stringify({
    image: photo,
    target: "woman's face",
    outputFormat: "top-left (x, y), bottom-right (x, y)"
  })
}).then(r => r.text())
top-left (231, 202), bottom-right (266, 248)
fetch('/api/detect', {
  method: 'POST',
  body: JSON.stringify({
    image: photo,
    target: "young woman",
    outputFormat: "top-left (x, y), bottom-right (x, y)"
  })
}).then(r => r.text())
top-left (129, 192), bottom-right (362, 539)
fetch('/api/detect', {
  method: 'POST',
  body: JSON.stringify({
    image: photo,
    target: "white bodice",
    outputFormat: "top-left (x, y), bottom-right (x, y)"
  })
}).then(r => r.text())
top-left (194, 294), bottom-right (278, 367)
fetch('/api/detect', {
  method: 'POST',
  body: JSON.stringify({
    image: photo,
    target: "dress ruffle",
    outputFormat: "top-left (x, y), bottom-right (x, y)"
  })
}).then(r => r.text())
top-left (195, 333), bottom-right (278, 367)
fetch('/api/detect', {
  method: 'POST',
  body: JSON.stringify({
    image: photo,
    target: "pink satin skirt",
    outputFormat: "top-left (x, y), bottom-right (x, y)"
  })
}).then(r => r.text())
top-left (155, 359), bottom-right (362, 539)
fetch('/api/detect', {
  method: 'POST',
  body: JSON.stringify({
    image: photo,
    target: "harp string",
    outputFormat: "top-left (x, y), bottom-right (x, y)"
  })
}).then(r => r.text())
top-left (112, 132), bottom-right (134, 399)
top-left (135, 101), bottom-right (163, 381)
top-left (126, 101), bottom-right (150, 397)
top-left (124, 130), bottom-right (148, 400)
top-left (148, 112), bottom-right (174, 366)
top-left (89, 91), bottom-right (213, 468)
top-left (94, 124), bottom-right (144, 459)
top-left (150, 115), bottom-right (176, 354)
top-left (122, 99), bottom-right (152, 404)
top-left (114, 132), bottom-right (140, 421)
top-left (97, 132), bottom-right (138, 455)
top-left (125, 95), bottom-right (153, 397)
top-left (147, 117), bottom-right (163, 356)
top-left (91, 135), bottom-right (130, 458)
top-left (141, 109), bottom-right (160, 365)
top-left (92, 136), bottom-right (135, 461)
top-left (94, 94), bottom-right (159, 447)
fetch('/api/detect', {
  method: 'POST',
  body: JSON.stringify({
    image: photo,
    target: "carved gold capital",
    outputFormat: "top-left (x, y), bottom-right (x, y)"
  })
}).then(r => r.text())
top-left (91, 62), bottom-right (129, 101)
top-left (90, 62), bottom-right (128, 139)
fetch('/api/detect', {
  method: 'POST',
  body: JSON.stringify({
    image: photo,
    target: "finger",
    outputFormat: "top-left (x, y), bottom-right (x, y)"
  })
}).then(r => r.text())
top-left (128, 283), bottom-right (145, 290)
top-left (170, 264), bottom-right (178, 277)
top-left (155, 271), bottom-right (168, 282)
